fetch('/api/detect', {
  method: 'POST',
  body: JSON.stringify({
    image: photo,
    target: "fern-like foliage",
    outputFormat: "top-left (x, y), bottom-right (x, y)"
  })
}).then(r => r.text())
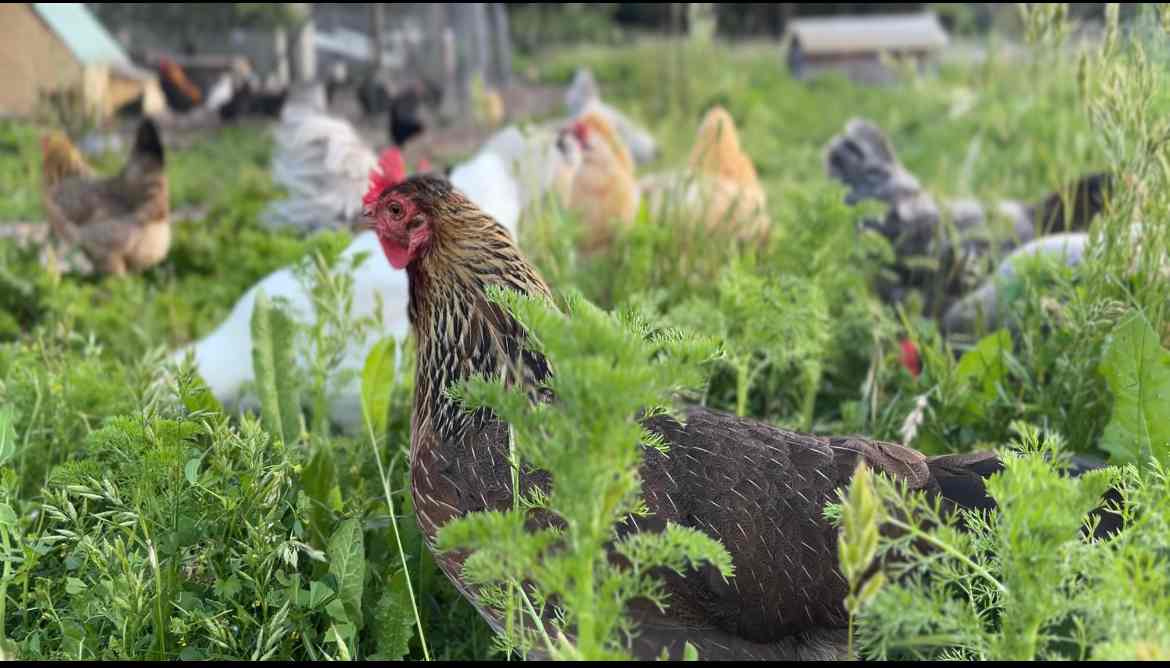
top-left (441, 287), bottom-right (731, 659)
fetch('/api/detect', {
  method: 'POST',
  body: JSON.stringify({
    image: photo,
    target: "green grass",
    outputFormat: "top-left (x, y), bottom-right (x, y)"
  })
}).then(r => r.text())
top-left (1, 7), bottom-right (1169, 659)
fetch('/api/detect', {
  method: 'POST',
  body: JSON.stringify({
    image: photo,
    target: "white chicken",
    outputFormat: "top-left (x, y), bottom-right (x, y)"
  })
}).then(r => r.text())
top-left (261, 83), bottom-right (379, 233)
top-left (565, 67), bottom-right (658, 166)
top-left (173, 124), bottom-right (576, 434)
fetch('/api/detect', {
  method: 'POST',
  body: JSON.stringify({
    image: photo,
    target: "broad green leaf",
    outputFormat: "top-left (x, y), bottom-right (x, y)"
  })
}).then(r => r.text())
top-left (213, 576), bottom-right (242, 599)
top-left (955, 329), bottom-right (1011, 420)
top-left (328, 518), bottom-right (367, 627)
top-left (1099, 314), bottom-right (1170, 465)
top-left (302, 448), bottom-right (343, 546)
top-left (0, 503), bottom-right (16, 529)
top-left (326, 623), bottom-right (355, 660)
top-left (360, 337), bottom-right (398, 439)
top-left (369, 569), bottom-right (416, 660)
top-left (0, 405), bottom-right (16, 467)
top-left (250, 290), bottom-right (302, 445)
top-left (308, 580), bottom-right (334, 610)
top-left (184, 458), bottom-right (201, 486)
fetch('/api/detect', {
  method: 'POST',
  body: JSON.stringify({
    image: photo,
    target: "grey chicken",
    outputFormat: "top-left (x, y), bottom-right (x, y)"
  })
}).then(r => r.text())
top-left (824, 118), bottom-right (1112, 319)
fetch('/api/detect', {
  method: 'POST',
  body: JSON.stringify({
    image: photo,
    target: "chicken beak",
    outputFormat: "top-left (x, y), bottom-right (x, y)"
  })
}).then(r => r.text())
top-left (360, 208), bottom-right (377, 231)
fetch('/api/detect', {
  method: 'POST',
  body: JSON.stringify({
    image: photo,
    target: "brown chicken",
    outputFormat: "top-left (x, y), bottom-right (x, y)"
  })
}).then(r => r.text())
top-left (41, 119), bottom-right (171, 276)
top-left (641, 106), bottom-right (770, 241)
top-left (158, 57), bottom-right (203, 113)
top-left (561, 110), bottom-right (640, 253)
top-left (362, 173), bottom-right (1121, 660)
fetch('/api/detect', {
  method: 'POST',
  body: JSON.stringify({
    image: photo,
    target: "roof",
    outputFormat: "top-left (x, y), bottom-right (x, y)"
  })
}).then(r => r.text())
top-left (787, 13), bottom-right (948, 56)
top-left (31, 3), bottom-right (130, 67)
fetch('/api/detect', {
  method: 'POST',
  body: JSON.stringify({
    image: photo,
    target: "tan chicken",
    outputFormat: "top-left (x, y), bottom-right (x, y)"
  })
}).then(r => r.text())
top-left (560, 110), bottom-right (639, 253)
top-left (641, 106), bottom-right (770, 241)
top-left (41, 119), bottom-right (171, 276)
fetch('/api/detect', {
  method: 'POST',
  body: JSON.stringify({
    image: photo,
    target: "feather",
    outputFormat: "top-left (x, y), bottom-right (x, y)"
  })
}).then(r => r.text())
top-left (263, 104), bottom-right (379, 232)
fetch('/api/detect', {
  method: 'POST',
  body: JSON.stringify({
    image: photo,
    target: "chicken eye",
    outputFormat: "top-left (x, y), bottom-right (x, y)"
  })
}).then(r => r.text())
top-left (389, 202), bottom-right (404, 218)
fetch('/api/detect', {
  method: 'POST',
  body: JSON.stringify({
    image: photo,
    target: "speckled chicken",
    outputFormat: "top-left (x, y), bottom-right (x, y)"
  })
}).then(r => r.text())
top-left (361, 173), bottom-right (1120, 660)
top-left (40, 119), bottom-right (170, 276)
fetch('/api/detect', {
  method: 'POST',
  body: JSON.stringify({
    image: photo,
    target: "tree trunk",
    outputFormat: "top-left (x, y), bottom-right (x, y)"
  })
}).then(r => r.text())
top-left (488, 3), bottom-right (512, 87)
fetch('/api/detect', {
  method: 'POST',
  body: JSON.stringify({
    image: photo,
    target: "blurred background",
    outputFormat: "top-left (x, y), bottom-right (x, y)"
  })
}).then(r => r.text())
top-left (0, 3), bottom-right (1135, 159)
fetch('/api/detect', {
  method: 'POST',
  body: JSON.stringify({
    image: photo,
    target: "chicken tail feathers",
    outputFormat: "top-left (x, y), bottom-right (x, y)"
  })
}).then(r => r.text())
top-left (1030, 171), bottom-right (1113, 235)
top-left (925, 451), bottom-right (1123, 540)
top-left (132, 119), bottom-right (166, 167)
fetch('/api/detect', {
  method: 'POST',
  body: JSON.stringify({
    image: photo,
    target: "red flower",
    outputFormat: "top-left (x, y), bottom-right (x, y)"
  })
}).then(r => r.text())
top-left (899, 337), bottom-right (921, 378)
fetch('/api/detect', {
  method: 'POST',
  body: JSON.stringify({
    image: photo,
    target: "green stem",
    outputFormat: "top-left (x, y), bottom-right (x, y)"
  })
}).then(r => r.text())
top-left (800, 364), bottom-right (822, 432)
top-left (506, 426), bottom-right (520, 658)
top-left (735, 358), bottom-right (751, 417)
top-left (847, 611), bottom-right (854, 660)
top-left (574, 545), bottom-right (597, 657)
top-left (0, 527), bottom-right (10, 642)
top-left (365, 420), bottom-right (430, 661)
top-left (884, 516), bottom-right (1006, 594)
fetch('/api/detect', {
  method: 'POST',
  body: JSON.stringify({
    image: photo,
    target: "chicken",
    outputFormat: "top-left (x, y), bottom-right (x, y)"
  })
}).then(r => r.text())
top-left (263, 83), bottom-right (381, 233)
top-left (218, 79), bottom-right (288, 122)
top-left (41, 119), bottom-right (170, 276)
top-left (824, 117), bottom-right (1114, 318)
top-left (941, 232), bottom-right (1088, 338)
top-left (173, 124), bottom-right (576, 433)
top-left (566, 67), bottom-right (659, 165)
top-left (201, 73), bottom-right (236, 114)
top-left (389, 80), bottom-right (427, 147)
top-left (361, 173), bottom-right (1120, 660)
top-left (640, 106), bottom-right (770, 241)
top-left (158, 57), bottom-right (203, 113)
top-left (561, 111), bottom-right (640, 253)
top-left (941, 221), bottom-right (1167, 341)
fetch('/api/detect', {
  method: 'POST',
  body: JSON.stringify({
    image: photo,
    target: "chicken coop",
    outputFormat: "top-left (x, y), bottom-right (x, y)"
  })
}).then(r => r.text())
top-left (785, 12), bottom-right (949, 85)
top-left (0, 3), bottom-right (164, 119)
top-left (91, 3), bottom-right (512, 123)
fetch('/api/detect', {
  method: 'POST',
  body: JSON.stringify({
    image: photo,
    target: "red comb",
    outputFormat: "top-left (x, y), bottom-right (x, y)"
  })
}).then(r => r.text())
top-left (899, 337), bottom-right (921, 378)
top-left (363, 147), bottom-right (407, 206)
top-left (570, 121), bottom-right (589, 145)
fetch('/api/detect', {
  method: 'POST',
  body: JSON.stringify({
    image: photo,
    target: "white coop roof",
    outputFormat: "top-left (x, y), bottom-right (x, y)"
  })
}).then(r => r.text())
top-left (787, 13), bottom-right (949, 56)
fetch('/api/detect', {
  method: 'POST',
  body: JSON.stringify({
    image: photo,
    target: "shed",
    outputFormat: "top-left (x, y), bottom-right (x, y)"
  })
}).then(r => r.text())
top-left (0, 3), bottom-right (163, 119)
top-left (785, 13), bottom-right (949, 84)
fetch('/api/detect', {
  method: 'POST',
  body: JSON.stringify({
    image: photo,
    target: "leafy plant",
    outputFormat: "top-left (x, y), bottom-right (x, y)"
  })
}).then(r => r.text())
top-left (442, 287), bottom-right (731, 659)
top-left (1098, 313), bottom-right (1170, 465)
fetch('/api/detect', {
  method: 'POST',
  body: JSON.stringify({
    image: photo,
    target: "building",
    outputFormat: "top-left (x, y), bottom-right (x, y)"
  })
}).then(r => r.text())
top-left (0, 3), bottom-right (163, 119)
top-left (785, 13), bottom-right (949, 84)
